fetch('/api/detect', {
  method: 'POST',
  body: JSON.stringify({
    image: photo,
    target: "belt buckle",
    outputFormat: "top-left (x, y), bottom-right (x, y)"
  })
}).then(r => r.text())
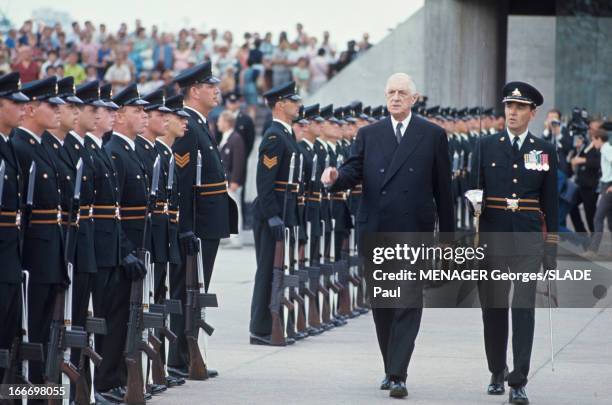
top-left (56, 208), bottom-right (62, 224)
top-left (176, 210), bottom-right (180, 223)
top-left (16, 211), bottom-right (21, 227)
top-left (163, 202), bottom-right (169, 215)
top-left (115, 206), bottom-right (121, 220)
top-left (89, 205), bottom-right (94, 217)
top-left (506, 198), bottom-right (519, 212)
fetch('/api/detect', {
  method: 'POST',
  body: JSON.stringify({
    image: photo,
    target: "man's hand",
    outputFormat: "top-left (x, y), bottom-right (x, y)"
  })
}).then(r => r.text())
top-left (179, 231), bottom-right (200, 256)
top-left (267, 216), bottom-right (285, 241)
top-left (121, 253), bottom-right (147, 281)
top-left (229, 182), bottom-right (240, 192)
top-left (321, 167), bottom-right (338, 186)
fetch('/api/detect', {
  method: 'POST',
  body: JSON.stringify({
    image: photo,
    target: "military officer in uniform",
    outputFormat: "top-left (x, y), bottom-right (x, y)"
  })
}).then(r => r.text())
top-left (0, 73), bottom-right (29, 383)
top-left (13, 76), bottom-right (67, 385)
top-left (169, 62), bottom-right (237, 377)
top-left (156, 96), bottom-right (189, 377)
top-left (300, 104), bottom-right (324, 261)
top-left (249, 81), bottom-right (301, 345)
top-left (475, 82), bottom-right (558, 404)
top-left (139, 89), bottom-right (172, 318)
top-left (81, 83), bottom-right (124, 403)
top-left (95, 83), bottom-right (150, 401)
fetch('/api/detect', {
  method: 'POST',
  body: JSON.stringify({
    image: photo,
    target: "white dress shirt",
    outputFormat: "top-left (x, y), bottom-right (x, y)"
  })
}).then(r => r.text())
top-left (390, 113), bottom-right (412, 139)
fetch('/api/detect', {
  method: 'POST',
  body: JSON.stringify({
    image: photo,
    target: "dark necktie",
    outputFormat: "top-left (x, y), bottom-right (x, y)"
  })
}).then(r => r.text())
top-left (512, 135), bottom-right (520, 155)
top-left (395, 122), bottom-right (403, 145)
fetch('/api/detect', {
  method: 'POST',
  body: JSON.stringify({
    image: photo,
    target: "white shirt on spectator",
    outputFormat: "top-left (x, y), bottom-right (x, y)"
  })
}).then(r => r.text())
top-left (104, 63), bottom-right (132, 93)
top-left (600, 142), bottom-right (612, 183)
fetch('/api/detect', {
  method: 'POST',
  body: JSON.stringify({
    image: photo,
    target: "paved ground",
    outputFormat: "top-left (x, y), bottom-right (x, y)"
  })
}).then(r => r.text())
top-left (153, 243), bottom-right (612, 405)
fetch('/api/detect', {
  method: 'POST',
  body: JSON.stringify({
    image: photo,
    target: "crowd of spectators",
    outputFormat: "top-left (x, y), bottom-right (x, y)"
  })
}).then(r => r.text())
top-left (1, 19), bottom-right (373, 117)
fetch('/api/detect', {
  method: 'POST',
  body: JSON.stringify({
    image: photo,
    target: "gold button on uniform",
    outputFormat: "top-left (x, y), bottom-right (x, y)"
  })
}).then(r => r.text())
top-left (513, 164), bottom-right (518, 168)
top-left (491, 163), bottom-right (496, 167)
top-left (513, 179), bottom-right (518, 183)
top-left (512, 193), bottom-right (517, 197)
top-left (43, 173), bottom-right (48, 179)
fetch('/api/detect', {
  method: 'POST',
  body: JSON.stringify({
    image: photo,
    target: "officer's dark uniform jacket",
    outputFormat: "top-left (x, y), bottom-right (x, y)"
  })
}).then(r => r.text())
top-left (64, 132), bottom-right (97, 272)
top-left (85, 134), bottom-right (121, 268)
top-left (0, 135), bottom-right (23, 284)
top-left (173, 107), bottom-right (237, 239)
top-left (314, 138), bottom-right (331, 233)
top-left (156, 139), bottom-right (181, 265)
top-left (253, 120), bottom-right (299, 226)
top-left (346, 139), bottom-right (362, 217)
top-left (12, 127), bottom-right (65, 283)
top-left (135, 135), bottom-right (169, 263)
top-left (327, 141), bottom-right (352, 233)
top-left (298, 139), bottom-right (321, 237)
top-left (41, 132), bottom-right (77, 263)
top-left (105, 133), bottom-right (150, 257)
top-left (478, 130), bottom-right (559, 255)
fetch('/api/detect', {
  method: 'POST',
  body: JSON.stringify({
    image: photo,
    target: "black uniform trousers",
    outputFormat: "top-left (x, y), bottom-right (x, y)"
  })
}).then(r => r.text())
top-left (93, 267), bottom-right (130, 391)
top-left (28, 283), bottom-right (62, 385)
top-left (249, 217), bottom-right (276, 336)
top-left (478, 255), bottom-right (539, 388)
top-left (167, 238), bottom-right (218, 370)
top-left (371, 306), bottom-right (423, 382)
top-left (0, 283), bottom-right (21, 382)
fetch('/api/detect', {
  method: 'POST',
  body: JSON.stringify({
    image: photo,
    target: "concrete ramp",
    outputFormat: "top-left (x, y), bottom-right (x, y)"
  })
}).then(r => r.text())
top-left (305, 7), bottom-right (425, 106)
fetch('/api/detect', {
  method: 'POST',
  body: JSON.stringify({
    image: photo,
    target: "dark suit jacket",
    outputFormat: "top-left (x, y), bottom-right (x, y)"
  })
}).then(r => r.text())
top-left (219, 131), bottom-right (246, 186)
top-left (575, 144), bottom-right (601, 189)
top-left (330, 115), bottom-right (454, 235)
top-left (172, 108), bottom-right (238, 239)
top-left (235, 111), bottom-right (256, 158)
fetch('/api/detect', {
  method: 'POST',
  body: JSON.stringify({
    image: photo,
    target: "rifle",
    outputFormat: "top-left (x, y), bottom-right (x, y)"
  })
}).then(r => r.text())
top-left (0, 162), bottom-right (44, 399)
top-left (184, 150), bottom-right (218, 379)
top-left (299, 154), bottom-right (321, 330)
top-left (347, 215), bottom-right (367, 312)
top-left (287, 154), bottom-right (307, 337)
top-left (74, 297), bottom-right (105, 405)
top-left (0, 270), bottom-right (44, 405)
top-left (323, 155), bottom-right (345, 325)
top-left (148, 154), bottom-right (181, 386)
top-left (269, 153), bottom-right (300, 346)
top-left (124, 157), bottom-right (164, 405)
top-left (44, 159), bottom-right (88, 405)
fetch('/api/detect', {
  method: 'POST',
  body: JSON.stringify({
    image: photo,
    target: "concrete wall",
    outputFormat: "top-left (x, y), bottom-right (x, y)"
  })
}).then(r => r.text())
top-left (304, 8), bottom-right (425, 106)
top-left (555, 16), bottom-right (612, 118)
top-left (506, 16), bottom-right (557, 136)
top-left (423, 0), bottom-right (503, 108)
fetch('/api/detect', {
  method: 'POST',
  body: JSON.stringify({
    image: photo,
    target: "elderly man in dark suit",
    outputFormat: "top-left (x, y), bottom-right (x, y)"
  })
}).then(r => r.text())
top-left (218, 109), bottom-right (246, 248)
top-left (322, 72), bottom-right (454, 398)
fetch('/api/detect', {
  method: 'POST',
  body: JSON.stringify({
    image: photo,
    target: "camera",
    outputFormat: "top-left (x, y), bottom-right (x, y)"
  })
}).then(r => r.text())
top-left (568, 107), bottom-right (589, 138)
